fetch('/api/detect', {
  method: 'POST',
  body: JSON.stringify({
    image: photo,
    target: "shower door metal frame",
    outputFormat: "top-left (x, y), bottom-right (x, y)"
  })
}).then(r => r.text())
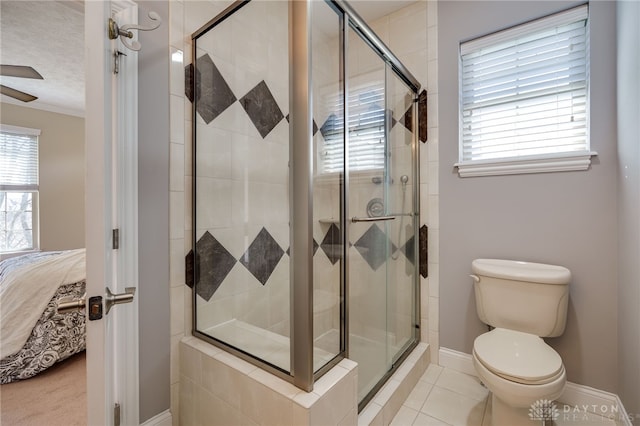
top-left (190, 0), bottom-right (343, 393)
top-left (290, 0), bottom-right (315, 392)
top-left (190, 0), bottom-right (311, 388)
top-left (332, 1), bottom-right (420, 93)
top-left (332, 0), bottom-right (422, 411)
top-left (190, 0), bottom-right (421, 397)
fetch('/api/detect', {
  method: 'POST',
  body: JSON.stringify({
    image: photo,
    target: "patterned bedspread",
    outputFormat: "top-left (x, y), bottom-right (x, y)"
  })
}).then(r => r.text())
top-left (0, 251), bottom-right (86, 384)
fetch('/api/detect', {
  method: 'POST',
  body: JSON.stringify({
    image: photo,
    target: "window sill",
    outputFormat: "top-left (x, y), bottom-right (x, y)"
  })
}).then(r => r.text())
top-left (454, 151), bottom-right (598, 178)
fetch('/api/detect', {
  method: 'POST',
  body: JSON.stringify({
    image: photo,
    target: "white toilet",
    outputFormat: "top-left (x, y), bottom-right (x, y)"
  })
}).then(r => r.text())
top-left (470, 259), bottom-right (571, 426)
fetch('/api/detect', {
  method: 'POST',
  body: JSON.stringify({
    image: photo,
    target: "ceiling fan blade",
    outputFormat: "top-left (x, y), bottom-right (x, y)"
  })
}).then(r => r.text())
top-left (0, 65), bottom-right (44, 80)
top-left (0, 85), bottom-right (38, 102)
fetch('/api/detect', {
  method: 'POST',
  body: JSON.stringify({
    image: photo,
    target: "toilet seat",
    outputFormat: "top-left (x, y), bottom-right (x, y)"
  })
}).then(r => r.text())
top-left (473, 328), bottom-right (564, 385)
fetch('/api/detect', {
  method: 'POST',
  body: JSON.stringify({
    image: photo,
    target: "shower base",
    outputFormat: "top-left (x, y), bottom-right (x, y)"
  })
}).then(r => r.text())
top-left (203, 319), bottom-right (337, 372)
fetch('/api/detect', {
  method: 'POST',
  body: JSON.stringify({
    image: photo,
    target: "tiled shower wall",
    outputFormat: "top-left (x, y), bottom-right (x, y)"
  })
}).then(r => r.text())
top-left (190, 0), bottom-right (292, 344)
top-left (168, 0), bottom-right (438, 423)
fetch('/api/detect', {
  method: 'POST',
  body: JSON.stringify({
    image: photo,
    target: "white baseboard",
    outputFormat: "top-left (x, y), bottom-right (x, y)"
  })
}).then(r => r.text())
top-left (560, 382), bottom-right (632, 426)
top-left (140, 409), bottom-right (172, 426)
top-left (438, 347), bottom-right (632, 426)
top-left (438, 347), bottom-right (476, 376)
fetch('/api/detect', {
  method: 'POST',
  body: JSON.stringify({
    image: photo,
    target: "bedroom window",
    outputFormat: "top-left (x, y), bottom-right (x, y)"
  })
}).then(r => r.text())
top-left (456, 5), bottom-right (596, 177)
top-left (0, 125), bottom-right (40, 254)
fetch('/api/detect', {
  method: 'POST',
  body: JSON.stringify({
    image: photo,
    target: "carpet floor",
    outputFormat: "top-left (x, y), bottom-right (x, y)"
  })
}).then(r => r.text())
top-left (0, 351), bottom-right (86, 426)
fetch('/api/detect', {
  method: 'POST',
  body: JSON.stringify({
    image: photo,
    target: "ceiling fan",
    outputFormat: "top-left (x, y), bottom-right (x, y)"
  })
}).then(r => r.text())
top-left (0, 65), bottom-right (43, 102)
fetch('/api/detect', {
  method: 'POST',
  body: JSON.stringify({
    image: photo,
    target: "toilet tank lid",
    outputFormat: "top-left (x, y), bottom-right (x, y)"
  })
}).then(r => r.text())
top-left (472, 259), bottom-right (571, 285)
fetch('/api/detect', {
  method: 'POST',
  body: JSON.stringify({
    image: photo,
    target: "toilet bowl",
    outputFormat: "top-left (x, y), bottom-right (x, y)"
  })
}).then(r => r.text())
top-left (470, 259), bottom-right (571, 426)
top-left (473, 328), bottom-right (566, 425)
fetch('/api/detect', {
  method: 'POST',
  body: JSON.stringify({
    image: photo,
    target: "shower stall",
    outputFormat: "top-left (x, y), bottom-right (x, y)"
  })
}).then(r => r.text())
top-left (191, 0), bottom-right (421, 409)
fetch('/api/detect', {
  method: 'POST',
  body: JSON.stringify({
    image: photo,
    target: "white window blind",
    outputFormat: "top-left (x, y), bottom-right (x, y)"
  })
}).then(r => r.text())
top-left (0, 125), bottom-right (40, 253)
top-left (0, 125), bottom-right (40, 190)
top-left (319, 83), bottom-right (386, 174)
top-left (458, 5), bottom-right (592, 175)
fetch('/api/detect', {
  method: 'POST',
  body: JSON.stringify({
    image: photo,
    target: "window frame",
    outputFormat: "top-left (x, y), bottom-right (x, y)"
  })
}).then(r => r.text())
top-left (455, 5), bottom-right (597, 178)
top-left (0, 124), bottom-right (40, 256)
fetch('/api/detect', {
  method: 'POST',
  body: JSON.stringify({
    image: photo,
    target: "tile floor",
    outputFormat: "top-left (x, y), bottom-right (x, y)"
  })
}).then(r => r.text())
top-left (389, 365), bottom-right (620, 426)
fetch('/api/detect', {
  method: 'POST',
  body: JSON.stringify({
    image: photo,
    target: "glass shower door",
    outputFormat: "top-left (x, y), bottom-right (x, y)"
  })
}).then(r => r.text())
top-left (346, 33), bottom-right (388, 401)
top-left (385, 64), bottom-right (418, 367)
top-left (347, 25), bottom-right (418, 405)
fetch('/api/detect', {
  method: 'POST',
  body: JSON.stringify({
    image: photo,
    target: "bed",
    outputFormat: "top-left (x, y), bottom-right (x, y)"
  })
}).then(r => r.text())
top-left (0, 249), bottom-right (86, 384)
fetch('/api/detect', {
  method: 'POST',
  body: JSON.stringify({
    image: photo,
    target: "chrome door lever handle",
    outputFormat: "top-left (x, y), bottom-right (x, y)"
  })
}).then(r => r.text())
top-left (104, 287), bottom-right (136, 314)
top-left (57, 293), bottom-right (87, 314)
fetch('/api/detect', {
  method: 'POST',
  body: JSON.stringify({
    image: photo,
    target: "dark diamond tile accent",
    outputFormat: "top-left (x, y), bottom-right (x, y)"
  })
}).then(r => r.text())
top-left (354, 225), bottom-right (396, 271)
top-left (418, 89), bottom-right (428, 143)
top-left (400, 235), bottom-right (415, 265)
top-left (239, 227), bottom-right (284, 285)
top-left (239, 81), bottom-right (285, 138)
top-left (185, 249), bottom-right (194, 288)
top-left (401, 105), bottom-right (413, 133)
top-left (195, 54), bottom-right (237, 124)
top-left (320, 223), bottom-right (342, 265)
top-left (285, 239), bottom-right (319, 256)
top-left (285, 114), bottom-right (318, 136)
top-left (195, 232), bottom-right (237, 301)
top-left (185, 63), bottom-right (195, 103)
top-left (319, 114), bottom-right (340, 139)
top-left (419, 225), bottom-right (428, 278)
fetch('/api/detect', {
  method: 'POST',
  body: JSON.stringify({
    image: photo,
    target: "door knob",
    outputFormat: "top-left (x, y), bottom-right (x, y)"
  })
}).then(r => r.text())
top-left (56, 287), bottom-right (135, 318)
top-left (57, 293), bottom-right (87, 314)
top-left (104, 286), bottom-right (136, 314)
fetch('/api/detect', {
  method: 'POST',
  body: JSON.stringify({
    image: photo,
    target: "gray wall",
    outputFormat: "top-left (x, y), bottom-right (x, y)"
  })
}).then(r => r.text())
top-left (617, 1), bottom-right (640, 422)
top-left (138, 1), bottom-right (170, 422)
top-left (438, 1), bottom-right (619, 393)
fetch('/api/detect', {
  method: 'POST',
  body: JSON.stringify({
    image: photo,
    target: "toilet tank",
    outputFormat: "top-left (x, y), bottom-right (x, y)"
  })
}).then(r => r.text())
top-left (471, 259), bottom-right (570, 337)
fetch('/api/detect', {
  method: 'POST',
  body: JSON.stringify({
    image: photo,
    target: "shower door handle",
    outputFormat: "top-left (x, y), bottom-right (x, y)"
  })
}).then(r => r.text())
top-left (351, 215), bottom-right (396, 223)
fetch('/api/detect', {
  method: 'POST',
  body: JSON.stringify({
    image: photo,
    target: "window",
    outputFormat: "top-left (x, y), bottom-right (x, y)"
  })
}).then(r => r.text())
top-left (0, 125), bottom-right (40, 253)
top-left (456, 5), bottom-right (595, 177)
top-left (319, 82), bottom-right (386, 175)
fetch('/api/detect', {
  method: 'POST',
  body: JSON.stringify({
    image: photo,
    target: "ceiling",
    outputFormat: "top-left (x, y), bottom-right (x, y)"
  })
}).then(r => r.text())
top-left (0, 1), bottom-right (85, 116)
top-left (0, 0), bottom-right (414, 118)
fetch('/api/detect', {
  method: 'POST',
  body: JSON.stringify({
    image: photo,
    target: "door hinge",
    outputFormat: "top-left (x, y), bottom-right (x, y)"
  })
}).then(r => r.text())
top-left (112, 228), bottom-right (119, 250)
top-left (114, 402), bottom-right (121, 426)
top-left (113, 50), bottom-right (127, 75)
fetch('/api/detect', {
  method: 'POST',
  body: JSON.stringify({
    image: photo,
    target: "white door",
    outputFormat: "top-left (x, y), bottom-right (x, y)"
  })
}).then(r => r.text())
top-left (85, 1), bottom-right (139, 425)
